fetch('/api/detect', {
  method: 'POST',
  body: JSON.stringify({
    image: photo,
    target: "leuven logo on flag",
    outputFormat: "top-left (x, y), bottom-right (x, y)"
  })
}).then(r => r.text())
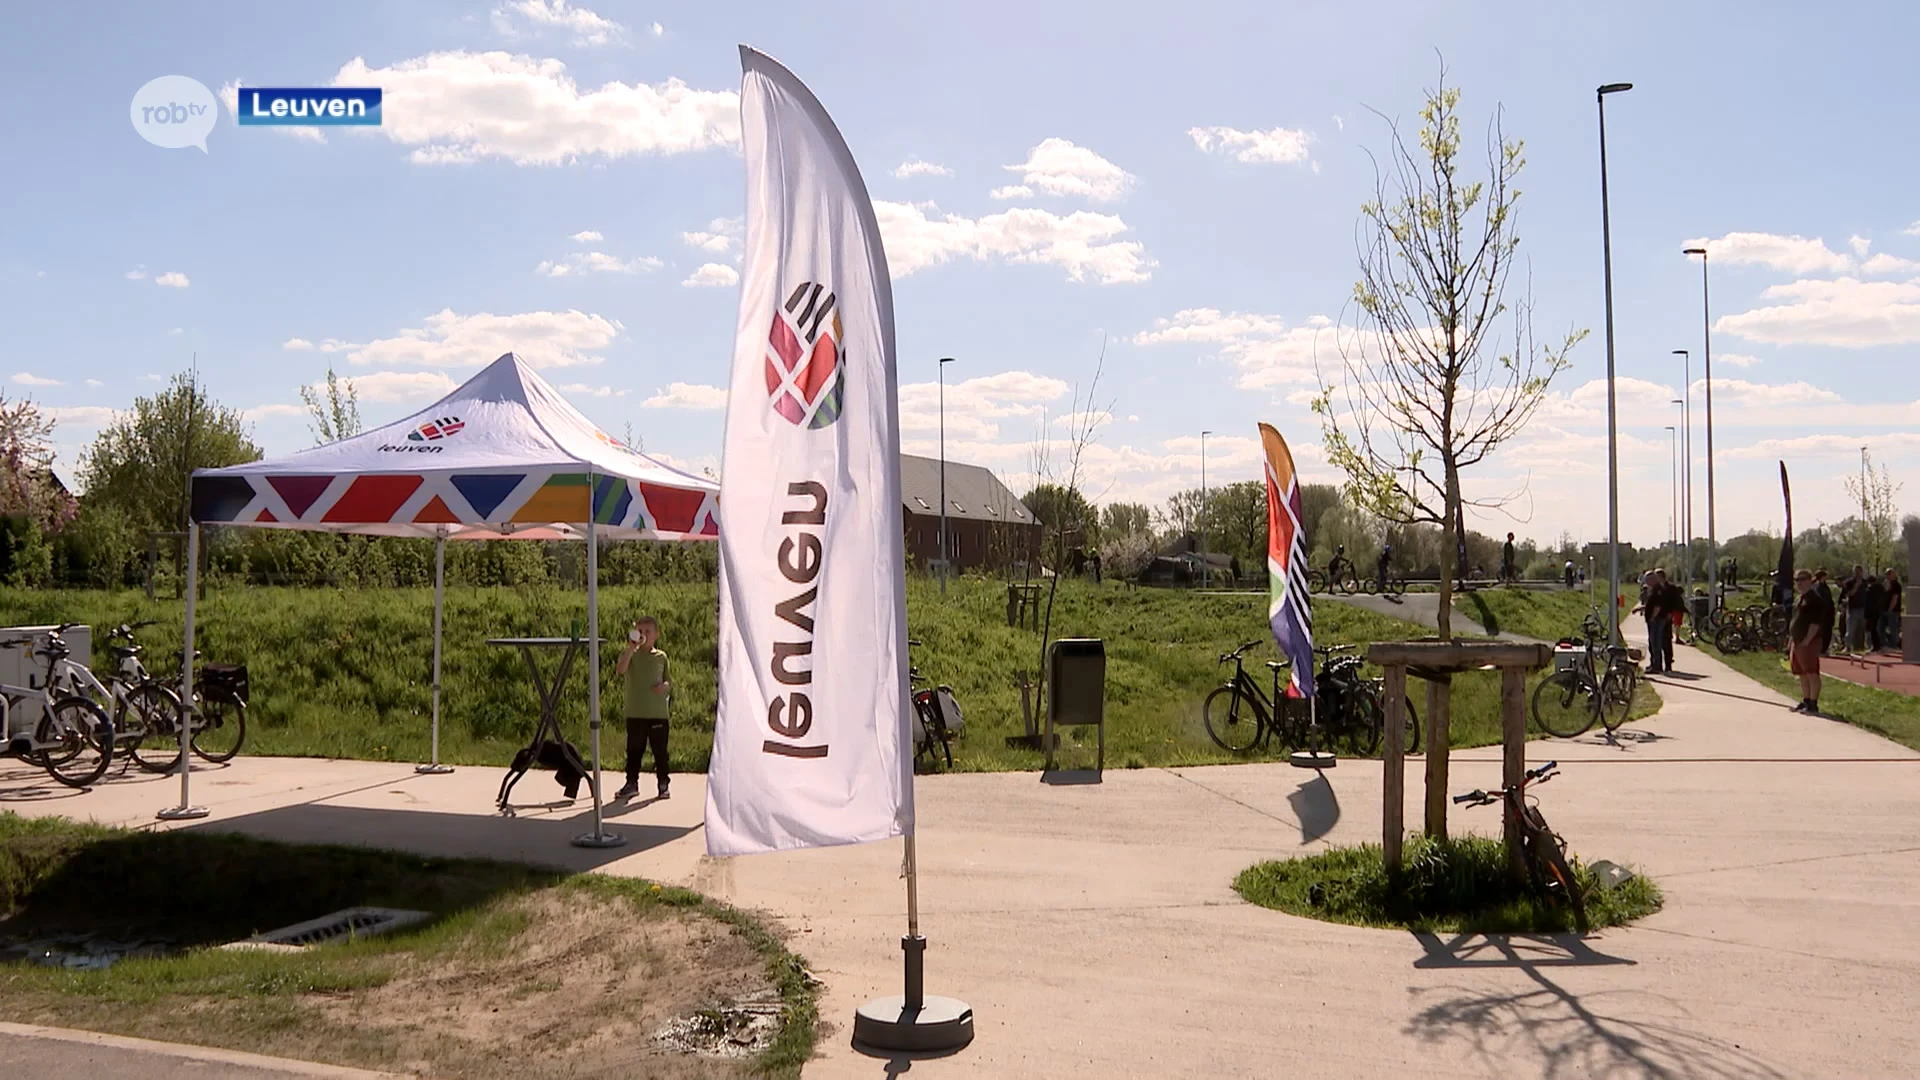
top-left (766, 282), bottom-right (846, 429)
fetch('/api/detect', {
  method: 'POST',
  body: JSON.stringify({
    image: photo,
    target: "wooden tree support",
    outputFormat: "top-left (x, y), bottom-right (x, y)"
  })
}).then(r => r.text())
top-left (1368, 641), bottom-right (1552, 875)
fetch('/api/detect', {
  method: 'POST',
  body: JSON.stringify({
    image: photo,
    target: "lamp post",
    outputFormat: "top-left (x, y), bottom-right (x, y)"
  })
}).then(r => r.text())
top-left (1674, 349), bottom-right (1693, 602)
top-left (1597, 81), bottom-right (1633, 645)
top-left (1684, 246), bottom-right (1717, 606)
top-left (1200, 430), bottom-right (1212, 588)
top-left (1666, 424), bottom-right (1678, 565)
top-left (938, 356), bottom-right (955, 594)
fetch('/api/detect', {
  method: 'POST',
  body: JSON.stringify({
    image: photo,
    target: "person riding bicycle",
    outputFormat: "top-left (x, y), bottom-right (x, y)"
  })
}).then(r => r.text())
top-left (1377, 544), bottom-right (1393, 592)
top-left (1329, 544), bottom-right (1351, 583)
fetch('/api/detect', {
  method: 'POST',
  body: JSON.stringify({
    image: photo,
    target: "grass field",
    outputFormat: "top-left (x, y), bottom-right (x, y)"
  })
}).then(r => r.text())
top-left (0, 812), bottom-right (817, 1078)
top-left (2, 579), bottom-right (1648, 772)
top-left (1453, 585), bottom-right (1614, 642)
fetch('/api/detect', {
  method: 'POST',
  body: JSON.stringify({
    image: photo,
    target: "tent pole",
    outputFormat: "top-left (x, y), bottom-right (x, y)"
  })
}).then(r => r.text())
top-left (158, 523), bottom-right (209, 821)
top-left (573, 472), bottom-right (623, 849)
top-left (418, 530), bottom-right (454, 775)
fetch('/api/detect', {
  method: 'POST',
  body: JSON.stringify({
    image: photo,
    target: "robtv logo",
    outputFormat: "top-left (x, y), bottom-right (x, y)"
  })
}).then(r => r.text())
top-left (130, 76), bottom-right (218, 152)
top-left (237, 87), bottom-right (382, 127)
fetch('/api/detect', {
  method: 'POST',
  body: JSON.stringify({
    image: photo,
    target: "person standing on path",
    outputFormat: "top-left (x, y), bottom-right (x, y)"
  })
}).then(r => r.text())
top-left (614, 615), bottom-right (672, 801)
top-left (1886, 569), bottom-right (1905, 647)
top-left (1502, 532), bottom-right (1517, 584)
top-left (1644, 568), bottom-right (1682, 674)
top-left (1843, 565), bottom-right (1870, 653)
top-left (1789, 569), bottom-right (1832, 714)
top-left (1863, 571), bottom-right (1887, 652)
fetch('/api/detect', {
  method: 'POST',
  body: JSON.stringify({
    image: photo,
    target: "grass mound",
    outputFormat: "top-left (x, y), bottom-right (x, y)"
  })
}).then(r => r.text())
top-left (1234, 835), bottom-right (1662, 934)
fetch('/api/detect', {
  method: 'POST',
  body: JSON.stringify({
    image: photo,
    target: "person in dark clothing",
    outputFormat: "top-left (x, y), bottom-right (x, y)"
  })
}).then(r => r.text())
top-left (1643, 568), bottom-right (1683, 674)
top-left (1564, 559), bottom-right (1576, 589)
top-left (1842, 565), bottom-right (1870, 652)
top-left (1788, 569), bottom-right (1832, 714)
top-left (614, 615), bottom-right (672, 800)
top-left (1814, 570), bottom-right (1837, 651)
top-left (1727, 557), bottom-right (1738, 589)
top-left (1863, 572), bottom-right (1887, 652)
top-left (1501, 533), bottom-right (1517, 584)
top-left (1376, 544), bottom-right (1393, 593)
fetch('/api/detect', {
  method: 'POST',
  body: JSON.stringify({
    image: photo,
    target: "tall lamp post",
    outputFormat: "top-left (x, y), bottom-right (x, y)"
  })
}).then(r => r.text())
top-left (938, 356), bottom-right (955, 595)
top-left (1597, 81), bottom-right (1634, 645)
top-left (1199, 430), bottom-right (1212, 588)
top-left (1674, 349), bottom-right (1693, 603)
top-left (1666, 424), bottom-right (1679, 565)
top-left (1683, 247), bottom-right (1718, 605)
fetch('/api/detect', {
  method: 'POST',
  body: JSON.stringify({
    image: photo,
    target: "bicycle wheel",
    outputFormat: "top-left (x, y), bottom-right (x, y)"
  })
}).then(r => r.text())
top-left (1335, 567), bottom-right (1360, 595)
top-left (1712, 624), bottom-right (1746, 654)
top-left (121, 682), bottom-right (186, 774)
top-left (37, 697), bottom-right (114, 788)
top-left (1531, 670), bottom-right (1599, 739)
top-left (1203, 685), bottom-right (1263, 753)
top-left (190, 693), bottom-right (247, 763)
top-left (1526, 809), bottom-right (1589, 933)
top-left (1307, 570), bottom-right (1327, 594)
top-left (1402, 692), bottom-right (1421, 754)
top-left (1599, 667), bottom-right (1635, 733)
top-left (1348, 685), bottom-right (1384, 757)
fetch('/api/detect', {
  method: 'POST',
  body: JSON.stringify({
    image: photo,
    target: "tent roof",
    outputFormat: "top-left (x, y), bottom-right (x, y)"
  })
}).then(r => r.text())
top-left (190, 353), bottom-right (719, 540)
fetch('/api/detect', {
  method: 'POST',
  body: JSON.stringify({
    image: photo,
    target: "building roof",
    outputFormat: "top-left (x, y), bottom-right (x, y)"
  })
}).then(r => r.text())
top-left (899, 454), bottom-right (1039, 526)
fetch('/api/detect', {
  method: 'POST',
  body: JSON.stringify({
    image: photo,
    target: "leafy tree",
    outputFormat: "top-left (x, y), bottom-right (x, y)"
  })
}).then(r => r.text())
top-left (1100, 501), bottom-right (1153, 538)
top-left (299, 367), bottom-right (362, 445)
top-left (1314, 67), bottom-right (1583, 640)
top-left (79, 372), bottom-right (261, 535)
top-left (1022, 483), bottom-right (1097, 553)
top-left (1842, 449), bottom-right (1903, 572)
top-left (0, 392), bottom-right (78, 534)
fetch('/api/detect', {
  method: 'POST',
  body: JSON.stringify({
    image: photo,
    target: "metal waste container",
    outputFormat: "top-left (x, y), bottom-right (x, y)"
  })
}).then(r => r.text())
top-left (1690, 595), bottom-right (1710, 623)
top-left (1045, 638), bottom-right (1105, 772)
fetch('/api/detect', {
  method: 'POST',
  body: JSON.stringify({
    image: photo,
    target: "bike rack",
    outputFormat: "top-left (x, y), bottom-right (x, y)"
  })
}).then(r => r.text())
top-left (1366, 641), bottom-right (1553, 878)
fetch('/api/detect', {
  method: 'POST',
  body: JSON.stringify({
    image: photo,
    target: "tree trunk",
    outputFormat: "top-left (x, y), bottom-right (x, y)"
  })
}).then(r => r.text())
top-left (1436, 464), bottom-right (1461, 642)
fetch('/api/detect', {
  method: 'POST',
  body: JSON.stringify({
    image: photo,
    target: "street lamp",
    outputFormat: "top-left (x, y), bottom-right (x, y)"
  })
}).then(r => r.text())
top-left (938, 356), bottom-right (955, 595)
top-left (1684, 246), bottom-right (1717, 606)
top-left (1666, 424), bottom-right (1678, 565)
top-left (1597, 81), bottom-right (1633, 645)
top-left (1674, 349), bottom-right (1693, 602)
top-left (1200, 430), bottom-right (1212, 588)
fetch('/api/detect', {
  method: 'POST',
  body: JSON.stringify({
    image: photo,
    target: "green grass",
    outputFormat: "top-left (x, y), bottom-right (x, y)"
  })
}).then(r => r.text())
top-left (0, 812), bottom-right (819, 1078)
top-left (1234, 834), bottom-right (1663, 934)
top-left (1700, 642), bottom-right (1920, 752)
top-left (1, 578), bottom-right (1658, 771)
top-left (1453, 585), bottom-right (1613, 642)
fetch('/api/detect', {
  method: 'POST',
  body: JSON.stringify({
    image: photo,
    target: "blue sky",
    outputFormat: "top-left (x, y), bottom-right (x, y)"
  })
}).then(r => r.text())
top-left (3, 0), bottom-right (1915, 547)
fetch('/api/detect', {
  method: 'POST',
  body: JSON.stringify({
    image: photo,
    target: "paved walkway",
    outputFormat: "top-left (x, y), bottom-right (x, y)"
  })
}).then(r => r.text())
top-left (1328, 589), bottom-right (1541, 641)
top-left (4, 644), bottom-right (1918, 1078)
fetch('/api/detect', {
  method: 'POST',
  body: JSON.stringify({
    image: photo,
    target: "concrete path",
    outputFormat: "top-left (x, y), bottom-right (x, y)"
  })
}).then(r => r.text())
top-left (4, 645), bottom-right (1918, 1079)
top-left (0, 1022), bottom-right (403, 1079)
top-left (1327, 589), bottom-right (1541, 641)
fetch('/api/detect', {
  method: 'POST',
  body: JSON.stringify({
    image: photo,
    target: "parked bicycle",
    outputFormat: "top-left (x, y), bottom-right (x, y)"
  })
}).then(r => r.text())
top-left (1532, 630), bottom-right (1639, 739)
top-left (1203, 641), bottom-right (1418, 756)
top-left (1452, 759), bottom-right (1589, 932)
top-left (1711, 603), bottom-right (1789, 655)
top-left (907, 639), bottom-right (963, 771)
top-left (0, 627), bottom-right (116, 788)
top-left (77, 624), bottom-right (248, 767)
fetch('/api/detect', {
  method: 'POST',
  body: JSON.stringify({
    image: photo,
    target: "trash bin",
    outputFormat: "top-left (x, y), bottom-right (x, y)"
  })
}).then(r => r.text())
top-left (1045, 638), bottom-right (1105, 772)
top-left (1690, 595), bottom-right (1710, 623)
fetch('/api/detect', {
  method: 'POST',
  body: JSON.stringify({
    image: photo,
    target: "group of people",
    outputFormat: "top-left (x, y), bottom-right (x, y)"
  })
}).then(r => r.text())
top-left (1781, 565), bottom-right (1904, 716)
top-left (1837, 565), bottom-right (1904, 653)
top-left (1637, 568), bottom-right (1689, 674)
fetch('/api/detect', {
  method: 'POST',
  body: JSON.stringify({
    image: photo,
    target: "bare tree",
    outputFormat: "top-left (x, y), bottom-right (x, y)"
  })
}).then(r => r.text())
top-left (1842, 448), bottom-right (1904, 572)
top-left (1315, 64), bottom-right (1584, 640)
top-left (299, 368), bottom-right (362, 445)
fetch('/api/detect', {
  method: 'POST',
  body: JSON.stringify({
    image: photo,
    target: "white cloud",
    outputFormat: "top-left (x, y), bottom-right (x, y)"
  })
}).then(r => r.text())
top-left (557, 382), bottom-right (627, 398)
top-left (536, 251), bottom-right (661, 276)
top-left (649, 21), bottom-right (664, 36)
top-left (898, 371), bottom-right (1071, 443)
top-left (1726, 431), bottom-right (1920, 461)
top-left (155, 271), bottom-right (189, 288)
top-left (333, 51), bottom-right (738, 166)
top-left (493, 0), bottom-right (624, 46)
top-left (124, 268), bottom-right (146, 280)
top-left (1681, 232), bottom-right (1852, 275)
top-left (989, 185), bottom-right (1033, 200)
top-left (84, 378), bottom-right (104, 388)
top-left (336, 370), bottom-right (458, 403)
top-left (1132, 308), bottom-right (1334, 388)
top-left (1850, 235), bottom-right (1872, 258)
top-left (1716, 276), bottom-right (1920, 347)
top-left (1861, 252), bottom-right (1920, 275)
top-left (893, 158), bottom-right (951, 178)
top-left (284, 337), bottom-right (358, 352)
top-left (872, 201), bottom-right (1154, 284)
top-left (347, 309), bottom-right (622, 369)
top-left (46, 405), bottom-right (119, 427)
top-left (244, 403), bottom-right (307, 421)
top-left (167, 327), bottom-right (184, 335)
top-left (682, 263), bottom-right (739, 288)
top-left (1003, 138), bottom-right (1133, 202)
top-left (1332, 115), bottom-right (1344, 131)
top-left (1707, 378), bottom-right (1841, 406)
top-left (12, 372), bottom-right (62, 386)
top-left (642, 382), bottom-right (728, 409)
top-left (283, 338), bottom-right (315, 351)
top-left (570, 230), bottom-right (603, 243)
top-left (1187, 124), bottom-right (1313, 165)
top-left (681, 216), bottom-right (741, 253)
top-left (1905, 220), bottom-right (1920, 237)
top-left (1718, 353), bottom-right (1763, 368)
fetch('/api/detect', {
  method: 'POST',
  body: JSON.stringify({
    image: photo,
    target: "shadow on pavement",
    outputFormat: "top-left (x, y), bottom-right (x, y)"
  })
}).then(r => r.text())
top-left (1405, 933), bottom-right (1792, 1079)
top-left (1648, 680), bottom-right (1795, 711)
top-left (1287, 773), bottom-right (1340, 844)
top-left (183, 801), bottom-right (696, 873)
top-left (1040, 769), bottom-right (1102, 786)
top-left (853, 1039), bottom-right (969, 1076)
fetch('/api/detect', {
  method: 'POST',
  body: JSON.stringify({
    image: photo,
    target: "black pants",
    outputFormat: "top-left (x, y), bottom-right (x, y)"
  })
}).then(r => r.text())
top-left (625, 719), bottom-right (669, 784)
top-left (1647, 617), bottom-right (1673, 672)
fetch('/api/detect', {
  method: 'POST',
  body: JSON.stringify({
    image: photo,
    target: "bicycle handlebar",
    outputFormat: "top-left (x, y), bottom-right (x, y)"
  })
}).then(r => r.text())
top-left (1454, 761), bottom-right (1559, 806)
top-left (1218, 640), bottom-right (1264, 663)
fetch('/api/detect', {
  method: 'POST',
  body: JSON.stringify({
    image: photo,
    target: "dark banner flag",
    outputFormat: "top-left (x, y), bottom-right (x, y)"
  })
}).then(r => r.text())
top-left (1774, 461), bottom-right (1794, 607)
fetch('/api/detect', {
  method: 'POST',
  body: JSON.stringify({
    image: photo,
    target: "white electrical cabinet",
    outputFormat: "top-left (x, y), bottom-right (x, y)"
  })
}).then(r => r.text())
top-left (0, 625), bottom-right (91, 739)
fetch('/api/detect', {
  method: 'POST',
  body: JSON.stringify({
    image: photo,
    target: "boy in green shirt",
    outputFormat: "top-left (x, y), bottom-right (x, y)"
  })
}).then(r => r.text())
top-left (614, 615), bottom-right (672, 800)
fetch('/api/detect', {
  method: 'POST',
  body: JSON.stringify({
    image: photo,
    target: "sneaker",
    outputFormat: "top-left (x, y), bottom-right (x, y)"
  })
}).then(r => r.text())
top-left (613, 780), bottom-right (640, 800)
top-left (656, 780), bottom-right (671, 800)
top-left (1789, 701), bottom-right (1809, 713)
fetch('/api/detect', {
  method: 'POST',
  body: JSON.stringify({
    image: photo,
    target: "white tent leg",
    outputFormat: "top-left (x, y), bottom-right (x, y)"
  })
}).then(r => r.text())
top-left (158, 523), bottom-right (209, 821)
top-left (418, 531), bottom-right (454, 775)
top-left (574, 475), bottom-right (623, 849)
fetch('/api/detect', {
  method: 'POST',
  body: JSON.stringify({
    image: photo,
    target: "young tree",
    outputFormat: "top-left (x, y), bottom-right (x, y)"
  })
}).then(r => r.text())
top-left (299, 367), bottom-right (362, 445)
top-left (79, 372), bottom-right (262, 535)
top-left (1842, 449), bottom-right (1903, 572)
top-left (1100, 501), bottom-right (1154, 538)
top-left (1315, 66), bottom-right (1584, 640)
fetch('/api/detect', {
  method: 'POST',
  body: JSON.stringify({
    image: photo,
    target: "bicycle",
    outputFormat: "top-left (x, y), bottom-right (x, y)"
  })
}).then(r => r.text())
top-left (1307, 557), bottom-right (1360, 596)
top-left (84, 622), bottom-right (193, 773)
top-left (1203, 641), bottom-right (1419, 756)
top-left (1372, 566), bottom-right (1407, 599)
top-left (906, 639), bottom-right (962, 771)
top-left (0, 628), bottom-right (116, 788)
top-left (1452, 759), bottom-right (1589, 933)
top-left (1532, 632), bottom-right (1638, 740)
top-left (88, 626), bottom-right (248, 766)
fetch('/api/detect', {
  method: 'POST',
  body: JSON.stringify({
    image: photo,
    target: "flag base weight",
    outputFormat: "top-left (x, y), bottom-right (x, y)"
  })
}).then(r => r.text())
top-left (156, 805), bottom-right (210, 821)
top-left (1289, 750), bottom-right (1337, 770)
top-left (852, 936), bottom-right (973, 1053)
top-left (571, 831), bottom-right (626, 849)
top-left (414, 763), bottom-right (455, 775)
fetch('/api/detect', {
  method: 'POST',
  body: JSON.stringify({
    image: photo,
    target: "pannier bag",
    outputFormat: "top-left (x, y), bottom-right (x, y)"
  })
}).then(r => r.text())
top-left (200, 663), bottom-right (249, 704)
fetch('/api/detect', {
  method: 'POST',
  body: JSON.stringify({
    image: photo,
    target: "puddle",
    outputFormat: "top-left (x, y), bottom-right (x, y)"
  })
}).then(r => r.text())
top-left (650, 994), bottom-right (785, 1058)
top-left (0, 933), bottom-right (177, 970)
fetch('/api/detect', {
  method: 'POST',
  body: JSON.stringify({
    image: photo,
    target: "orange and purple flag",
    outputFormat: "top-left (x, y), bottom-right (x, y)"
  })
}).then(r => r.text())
top-left (1259, 423), bottom-right (1314, 697)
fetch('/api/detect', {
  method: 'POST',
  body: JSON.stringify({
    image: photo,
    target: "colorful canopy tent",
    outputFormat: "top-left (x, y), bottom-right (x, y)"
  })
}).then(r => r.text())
top-left (166, 353), bottom-right (719, 841)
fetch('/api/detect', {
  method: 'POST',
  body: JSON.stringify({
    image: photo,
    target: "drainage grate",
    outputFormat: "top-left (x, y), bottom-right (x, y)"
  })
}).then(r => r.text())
top-left (240, 907), bottom-right (430, 949)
